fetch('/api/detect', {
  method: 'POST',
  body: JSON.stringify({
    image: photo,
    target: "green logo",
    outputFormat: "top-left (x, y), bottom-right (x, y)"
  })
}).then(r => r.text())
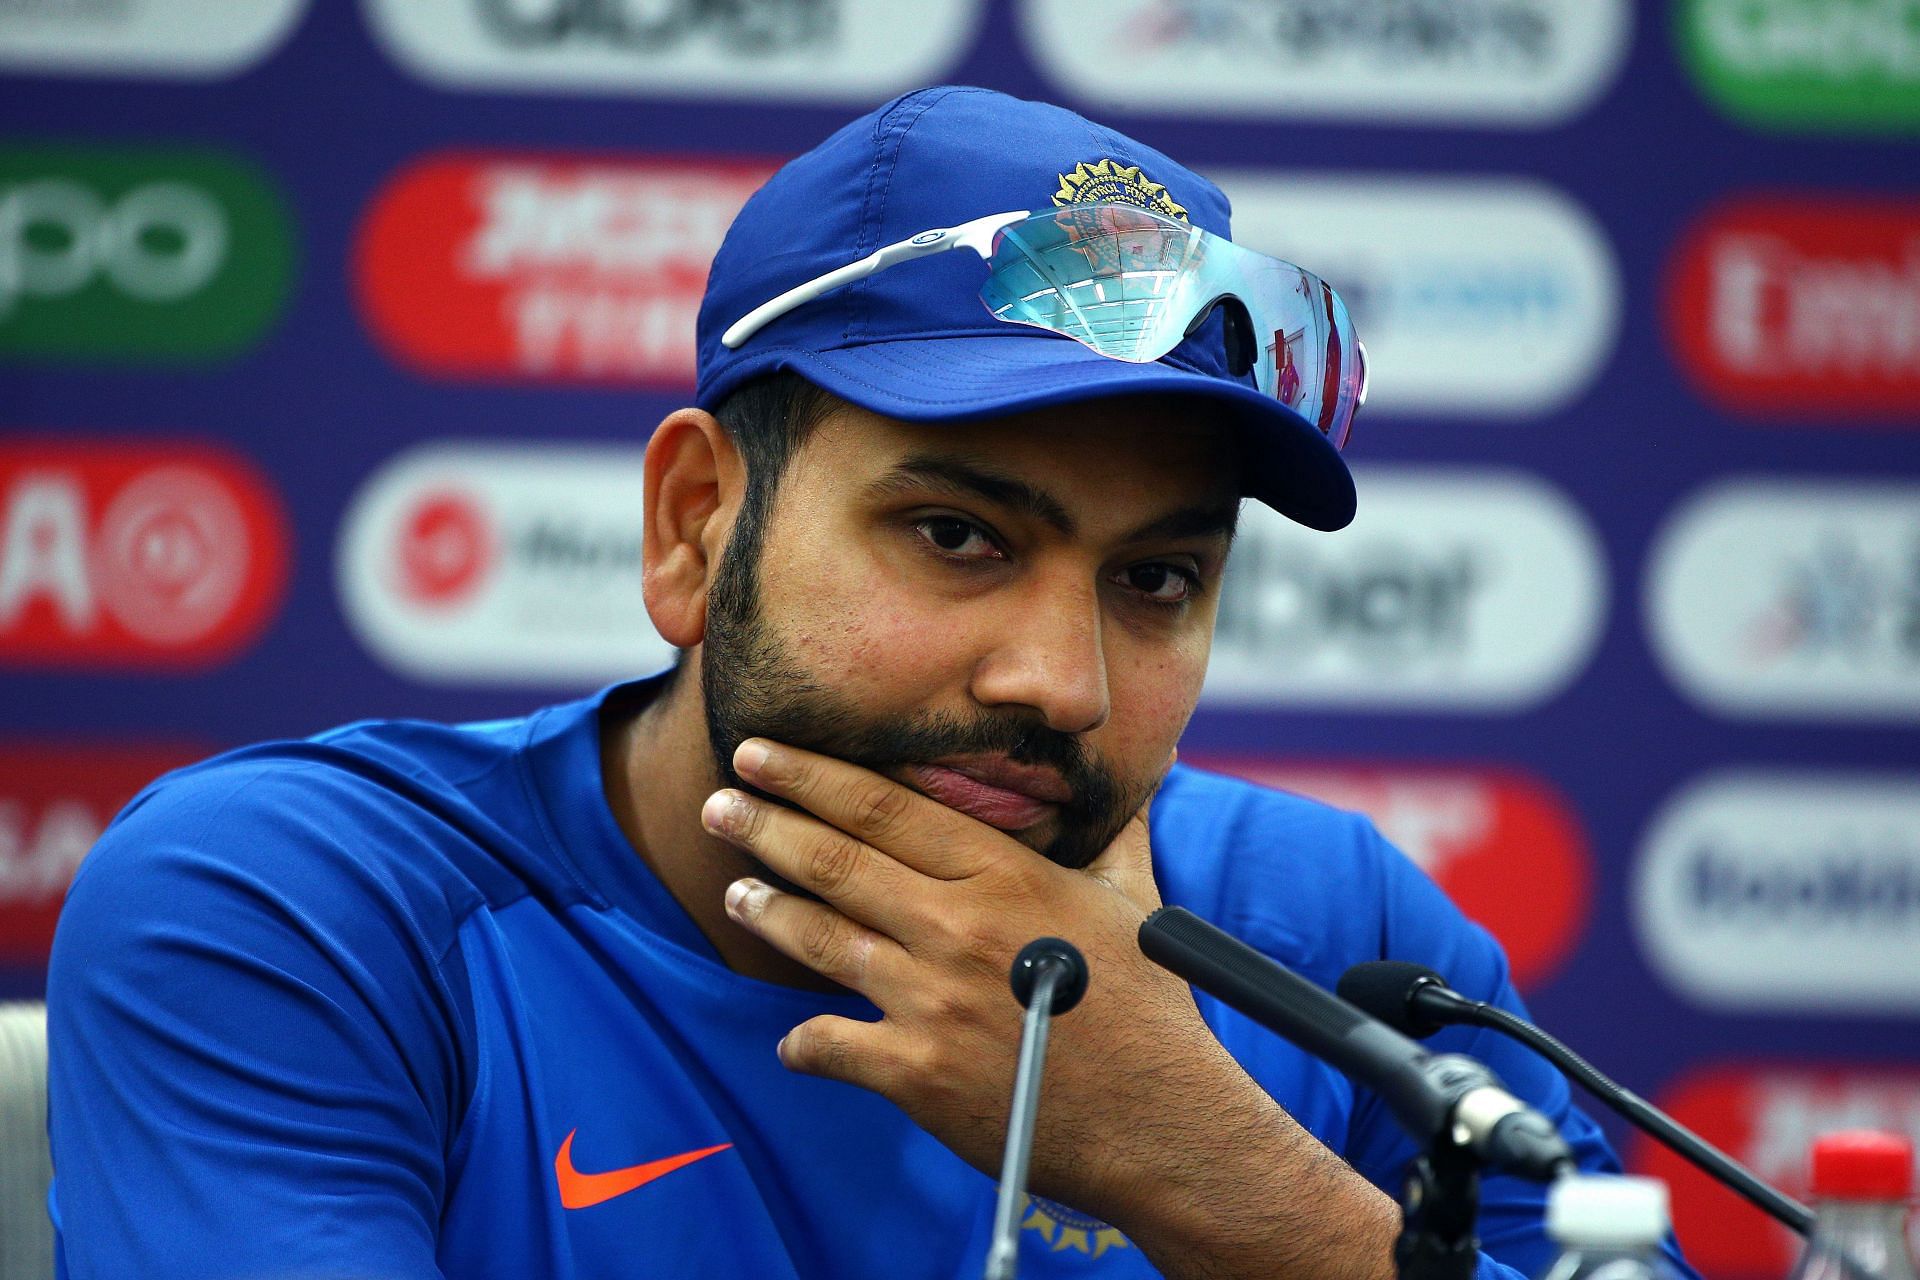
top-left (0, 146), bottom-right (295, 362)
top-left (1679, 0), bottom-right (1920, 133)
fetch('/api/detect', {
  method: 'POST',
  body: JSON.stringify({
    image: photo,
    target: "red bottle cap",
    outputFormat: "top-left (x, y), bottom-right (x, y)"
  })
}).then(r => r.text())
top-left (1810, 1130), bottom-right (1915, 1200)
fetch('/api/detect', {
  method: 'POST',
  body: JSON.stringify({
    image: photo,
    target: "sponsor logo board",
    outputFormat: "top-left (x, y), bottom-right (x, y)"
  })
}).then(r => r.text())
top-left (338, 443), bottom-right (674, 684)
top-left (1635, 771), bottom-right (1920, 1014)
top-left (0, 0), bottom-right (306, 79)
top-left (0, 742), bottom-right (203, 966)
top-left (1647, 479), bottom-right (1920, 720)
top-left (363, 0), bottom-right (983, 100)
top-left (1630, 1066), bottom-right (1920, 1277)
top-left (1668, 197), bottom-right (1920, 419)
top-left (1203, 468), bottom-right (1607, 711)
top-left (1213, 172), bottom-right (1620, 418)
top-left (0, 145), bottom-right (294, 363)
top-left (1679, 0), bottom-right (1920, 133)
top-left (355, 153), bottom-right (774, 387)
top-left (0, 438), bottom-right (289, 669)
top-left (1191, 759), bottom-right (1592, 988)
top-left (1021, 0), bottom-right (1632, 126)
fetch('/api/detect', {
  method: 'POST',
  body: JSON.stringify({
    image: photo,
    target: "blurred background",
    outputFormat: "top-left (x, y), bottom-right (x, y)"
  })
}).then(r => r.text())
top-left (1, 1), bottom-right (1916, 1273)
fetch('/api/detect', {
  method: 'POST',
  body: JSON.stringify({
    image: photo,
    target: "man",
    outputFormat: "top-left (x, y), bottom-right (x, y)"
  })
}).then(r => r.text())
top-left (48, 87), bottom-right (1687, 1279)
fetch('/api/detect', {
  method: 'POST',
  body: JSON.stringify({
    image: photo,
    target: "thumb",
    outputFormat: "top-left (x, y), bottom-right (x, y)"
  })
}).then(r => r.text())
top-left (1084, 750), bottom-right (1175, 909)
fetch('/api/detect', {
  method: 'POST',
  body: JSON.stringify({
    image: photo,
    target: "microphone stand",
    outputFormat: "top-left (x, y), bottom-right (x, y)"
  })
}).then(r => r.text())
top-left (1396, 1132), bottom-right (1482, 1280)
top-left (984, 938), bottom-right (1089, 1280)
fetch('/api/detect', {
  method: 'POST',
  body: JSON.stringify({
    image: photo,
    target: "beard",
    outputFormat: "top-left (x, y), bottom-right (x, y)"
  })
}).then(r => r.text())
top-left (699, 518), bottom-right (1145, 870)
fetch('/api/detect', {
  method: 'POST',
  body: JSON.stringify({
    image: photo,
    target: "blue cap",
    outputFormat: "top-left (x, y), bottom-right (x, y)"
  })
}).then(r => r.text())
top-left (695, 85), bottom-right (1355, 531)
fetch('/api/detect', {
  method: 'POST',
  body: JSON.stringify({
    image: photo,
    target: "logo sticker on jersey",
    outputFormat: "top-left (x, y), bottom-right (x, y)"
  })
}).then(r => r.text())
top-left (1212, 172), bottom-right (1620, 418)
top-left (1667, 197), bottom-right (1920, 419)
top-left (1629, 1066), bottom-right (1920, 1278)
top-left (1202, 468), bottom-right (1607, 712)
top-left (337, 442), bottom-right (676, 684)
top-left (1191, 759), bottom-right (1593, 990)
top-left (0, 439), bottom-right (290, 670)
top-left (1634, 771), bottom-right (1920, 1013)
top-left (354, 152), bottom-right (775, 386)
top-left (1019, 0), bottom-right (1632, 127)
top-left (362, 0), bottom-right (984, 101)
top-left (1647, 479), bottom-right (1920, 721)
top-left (1019, 1195), bottom-right (1131, 1261)
top-left (0, 145), bottom-right (295, 362)
top-left (0, 0), bottom-right (308, 79)
top-left (0, 741), bottom-right (203, 967)
top-left (1679, 0), bottom-right (1920, 134)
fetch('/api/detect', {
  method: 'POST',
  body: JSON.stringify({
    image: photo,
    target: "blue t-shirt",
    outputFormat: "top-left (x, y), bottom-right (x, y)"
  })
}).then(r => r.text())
top-left (47, 678), bottom-right (1689, 1279)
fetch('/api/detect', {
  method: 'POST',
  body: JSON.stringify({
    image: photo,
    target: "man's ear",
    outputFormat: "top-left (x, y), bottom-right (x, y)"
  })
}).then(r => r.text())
top-left (642, 407), bottom-right (744, 649)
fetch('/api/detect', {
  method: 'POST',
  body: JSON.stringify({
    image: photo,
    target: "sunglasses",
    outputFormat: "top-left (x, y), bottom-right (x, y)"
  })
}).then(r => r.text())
top-left (723, 201), bottom-right (1367, 450)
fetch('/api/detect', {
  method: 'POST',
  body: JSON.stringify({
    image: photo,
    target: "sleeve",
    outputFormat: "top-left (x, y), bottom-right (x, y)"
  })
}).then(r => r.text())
top-left (1338, 822), bottom-right (1702, 1280)
top-left (46, 760), bottom-right (474, 1280)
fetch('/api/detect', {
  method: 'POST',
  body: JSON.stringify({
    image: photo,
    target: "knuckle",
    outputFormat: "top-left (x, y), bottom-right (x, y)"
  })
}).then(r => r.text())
top-left (802, 832), bottom-right (865, 897)
top-left (798, 911), bottom-right (857, 977)
top-left (848, 779), bottom-right (912, 837)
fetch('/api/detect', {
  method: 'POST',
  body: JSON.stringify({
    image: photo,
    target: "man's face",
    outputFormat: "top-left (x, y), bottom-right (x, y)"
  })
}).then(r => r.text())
top-left (700, 395), bottom-right (1239, 870)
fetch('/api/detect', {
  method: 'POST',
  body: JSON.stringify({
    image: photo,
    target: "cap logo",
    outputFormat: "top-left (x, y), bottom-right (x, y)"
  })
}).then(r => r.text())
top-left (1052, 159), bottom-right (1188, 222)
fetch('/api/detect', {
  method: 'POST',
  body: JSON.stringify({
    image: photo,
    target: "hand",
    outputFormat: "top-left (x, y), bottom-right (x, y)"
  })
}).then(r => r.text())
top-left (700, 738), bottom-right (1284, 1233)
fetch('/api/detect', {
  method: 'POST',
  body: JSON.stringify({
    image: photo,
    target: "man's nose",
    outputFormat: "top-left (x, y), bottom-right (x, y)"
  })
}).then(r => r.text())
top-left (968, 576), bottom-right (1111, 735)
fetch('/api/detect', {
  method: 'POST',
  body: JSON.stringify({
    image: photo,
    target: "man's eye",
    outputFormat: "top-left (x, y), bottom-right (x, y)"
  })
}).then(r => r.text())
top-left (1119, 562), bottom-right (1196, 604)
top-left (914, 516), bottom-right (1003, 560)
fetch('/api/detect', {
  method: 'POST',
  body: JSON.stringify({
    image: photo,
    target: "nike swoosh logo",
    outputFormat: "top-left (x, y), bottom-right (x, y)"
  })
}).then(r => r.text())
top-left (554, 1129), bottom-right (734, 1209)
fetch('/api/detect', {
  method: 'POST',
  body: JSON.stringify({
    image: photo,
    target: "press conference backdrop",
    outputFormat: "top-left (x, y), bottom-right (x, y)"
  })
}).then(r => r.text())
top-left (1, 1), bottom-right (1916, 1273)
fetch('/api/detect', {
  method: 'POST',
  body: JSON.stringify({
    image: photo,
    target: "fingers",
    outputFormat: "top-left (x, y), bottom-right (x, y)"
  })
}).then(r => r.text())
top-left (704, 788), bottom-right (925, 934)
top-left (732, 739), bottom-right (1000, 879)
top-left (723, 876), bottom-right (904, 995)
top-left (776, 1014), bottom-right (902, 1093)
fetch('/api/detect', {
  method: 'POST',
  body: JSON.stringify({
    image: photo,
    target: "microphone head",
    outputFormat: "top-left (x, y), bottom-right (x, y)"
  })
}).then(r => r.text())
top-left (1337, 960), bottom-right (1454, 1039)
top-left (1010, 937), bottom-right (1089, 1014)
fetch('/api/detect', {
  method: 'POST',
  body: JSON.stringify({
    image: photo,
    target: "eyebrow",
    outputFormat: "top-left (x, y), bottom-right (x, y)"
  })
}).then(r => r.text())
top-left (866, 453), bottom-right (1239, 546)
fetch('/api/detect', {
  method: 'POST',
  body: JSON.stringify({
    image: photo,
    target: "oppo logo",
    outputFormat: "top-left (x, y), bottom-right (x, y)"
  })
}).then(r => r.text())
top-left (0, 179), bottom-right (227, 315)
top-left (0, 439), bottom-right (290, 669)
top-left (0, 146), bottom-right (293, 362)
top-left (1203, 468), bottom-right (1607, 711)
top-left (338, 443), bottom-right (674, 685)
top-left (1634, 771), bottom-right (1920, 1014)
top-left (1212, 173), bottom-right (1619, 417)
top-left (1680, 0), bottom-right (1920, 132)
top-left (1021, 0), bottom-right (1631, 126)
top-left (1193, 759), bottom-right (1592, 989)
top-left (364, 0), bottom-right (982, 100)
top-left (472, 0), bottom-right (833, 51)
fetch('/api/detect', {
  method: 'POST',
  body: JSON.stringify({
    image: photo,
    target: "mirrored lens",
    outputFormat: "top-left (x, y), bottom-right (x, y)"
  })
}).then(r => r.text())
top-left (977, 204), bottom-right (1363, 450)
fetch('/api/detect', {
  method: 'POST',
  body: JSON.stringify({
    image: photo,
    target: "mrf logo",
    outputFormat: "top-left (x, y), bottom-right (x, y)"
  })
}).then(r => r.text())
top-left (0, 742), bottom-right (203, 967)
top-left (1631, 1067), bottom-right (1920, 1278)
top-left (0, 145), bottom-right (294, 362)
top-left (0, 439), bottom-right (290, 669)
top-left (1667, 197), bottom-right (1920, 419)
top-left (1189, 759), bottom-right (1593, 990)
top-left (353, 152), bottom-right (775, 386)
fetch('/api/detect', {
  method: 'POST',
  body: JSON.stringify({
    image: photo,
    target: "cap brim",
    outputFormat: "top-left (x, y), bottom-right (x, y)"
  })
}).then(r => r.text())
top-left (779, 334), bottom-right (1356, 532)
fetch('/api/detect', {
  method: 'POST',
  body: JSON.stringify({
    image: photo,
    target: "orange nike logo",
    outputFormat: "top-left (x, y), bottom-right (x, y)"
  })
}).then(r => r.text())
top-left (553, 1129), bottom-right (733, 1209)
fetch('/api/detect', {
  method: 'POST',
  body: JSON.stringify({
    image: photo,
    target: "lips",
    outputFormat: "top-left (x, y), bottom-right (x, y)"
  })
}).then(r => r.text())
top-left (903, 757), bottom-right (1071, 831)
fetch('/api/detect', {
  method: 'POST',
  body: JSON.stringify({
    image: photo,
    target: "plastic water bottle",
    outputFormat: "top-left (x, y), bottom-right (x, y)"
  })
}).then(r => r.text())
top-left (1784, 1131), bottom-right (1918, 1280)
top-left (1538, 1175), bottom-right (1683, 1280)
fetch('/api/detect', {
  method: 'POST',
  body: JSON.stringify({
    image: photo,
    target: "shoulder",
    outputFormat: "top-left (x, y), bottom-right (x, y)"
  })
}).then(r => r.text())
top-left (1149, 763), bottom-right (1506, 993)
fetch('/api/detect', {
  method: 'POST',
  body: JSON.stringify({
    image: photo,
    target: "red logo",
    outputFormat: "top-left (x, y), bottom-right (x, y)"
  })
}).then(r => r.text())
top-left (1188, 759), bottom-right (1592, 990)
top-left (0, 741), bottom-right (205, 966)
top-left (0, 439), bottom-right (289, 669)
top-left (1668, 197), bottom-right (1920, 420)
top-left (394, 490), bottom-right (494, 607)
top-left (1629, 1066), bottom-right (1920, 1278)
top-left (353, 152), bottom-right (777, 387)
top-left (553, 1130), bottom-right (733, 1210)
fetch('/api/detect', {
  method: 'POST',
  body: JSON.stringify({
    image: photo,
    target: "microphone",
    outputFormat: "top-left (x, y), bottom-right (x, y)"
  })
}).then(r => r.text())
top-left (1139, 907), bottom-right (1572, 1182)
top-left (984, 938), bottom-right (1090, 1280)
top-left (1338, 961), bottom-right (1814, 1236)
